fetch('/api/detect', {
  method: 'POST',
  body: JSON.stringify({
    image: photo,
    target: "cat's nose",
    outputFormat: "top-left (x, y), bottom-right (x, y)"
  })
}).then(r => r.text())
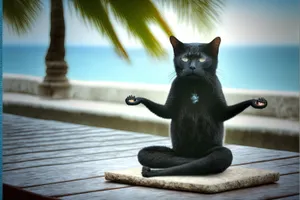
top-left (189, 66), bottom-right (196, 70)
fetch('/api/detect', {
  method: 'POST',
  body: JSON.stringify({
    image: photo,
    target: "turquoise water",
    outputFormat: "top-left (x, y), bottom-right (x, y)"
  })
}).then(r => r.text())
top-left (3, 45), bottom-right (299, 91)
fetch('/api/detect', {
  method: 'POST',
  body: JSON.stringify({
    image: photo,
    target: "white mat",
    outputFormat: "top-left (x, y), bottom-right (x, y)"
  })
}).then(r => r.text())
top-left (104, 166), bottom-right (280, 193)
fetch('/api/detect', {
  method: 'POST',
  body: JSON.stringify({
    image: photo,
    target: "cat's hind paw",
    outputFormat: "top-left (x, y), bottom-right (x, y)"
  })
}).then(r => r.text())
top-left (251, 97), bottom-right (268, 109)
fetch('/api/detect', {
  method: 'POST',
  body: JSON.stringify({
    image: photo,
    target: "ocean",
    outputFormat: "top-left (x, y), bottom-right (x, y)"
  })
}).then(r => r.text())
top-left (3, 45), bottom-right (299, 92)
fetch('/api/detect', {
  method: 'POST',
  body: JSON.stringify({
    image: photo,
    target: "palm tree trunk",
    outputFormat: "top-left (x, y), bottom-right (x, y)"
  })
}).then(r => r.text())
top-left (39, 0), bottom-right (70, 99)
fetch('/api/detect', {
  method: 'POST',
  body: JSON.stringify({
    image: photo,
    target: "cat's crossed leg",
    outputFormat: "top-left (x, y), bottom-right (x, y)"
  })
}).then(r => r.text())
top-left (137, 146), bottom-right (195, 169)
top-left (138, 145), bottom-right (233, 177)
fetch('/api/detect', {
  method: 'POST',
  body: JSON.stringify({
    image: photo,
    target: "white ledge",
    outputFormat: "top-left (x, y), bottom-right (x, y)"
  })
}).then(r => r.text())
top-left (3, 92), bottom-right (299, 135)
top-left (3, 73), bottom-right (299, 120)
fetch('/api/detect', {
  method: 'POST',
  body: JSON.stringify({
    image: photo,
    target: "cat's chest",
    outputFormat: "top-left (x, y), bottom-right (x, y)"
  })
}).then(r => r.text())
top-left (177, 91), bottom-right (207, 109)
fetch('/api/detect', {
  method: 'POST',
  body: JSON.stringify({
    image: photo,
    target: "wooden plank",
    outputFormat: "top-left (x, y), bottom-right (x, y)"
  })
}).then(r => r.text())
top-left (273, 194), bottom-right (300, 200)
top-left (2, 128), bottom-right (151, 142)
top-left (3, 119), bottom-right (83, 131)
top-left (3, 144), bottom-right (298, 172)
top-left (3, 147), bottom-right (299, 187)
top-left (3, 132), bottom-right (125, 148)
top-left (3, 139), bottom-right (297, 164)
top-left (3, 123), bottom-right (79, 131)
top-left (4, 126), bottom-right (111, 137)
top-left (3, 156), bottom-right (142, 187)
top-left (23, 157), bottom-right (300, 197)
top-left (3, 130), bottom-right (136, 146)
top-left (3, 139), bottom-right (171, 163)
top-left (3, 137), bottom-right (168, 156)
top-left (234, 157), bottom-right (299, 175)
top-left (3, 149), bottom-right (139, 171)
top-left (3, 125), bottom-right (56, 133)
top-left (3, 183), bottom-right (59, 200)
top-left (3, 131), bottom-right (116, 146)
top-left (3, 114), bottom-right (299, 198)
top-left (27, 177), bottom-right (132, 198)
top-left (60, 174), bottom-right (299, 200)
top-left (3, 126), bottom-right (101, 137)
top-left (3, 132), bottom-right (157, 150)
top-left (2, 118), bottom-right (32, 123)
top-left (6, 144), bottom-right (297, 172)
top-left (3, 118), bottom-right (31, 124)
top-left (4, 127), bottom-right (111, 141)
top-left (3, 117), bottom-right (42, 124)
top-left (3, 134), bottom-right (158, 155)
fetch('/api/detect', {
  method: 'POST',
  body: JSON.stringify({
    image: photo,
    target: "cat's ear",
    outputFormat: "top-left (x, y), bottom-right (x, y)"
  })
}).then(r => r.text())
top-left (170, 36), bottom-right (183, 48)
top-left (170, 36), bottom-right (184, 55)
top-left (207, 37), bottom-right (221, 57)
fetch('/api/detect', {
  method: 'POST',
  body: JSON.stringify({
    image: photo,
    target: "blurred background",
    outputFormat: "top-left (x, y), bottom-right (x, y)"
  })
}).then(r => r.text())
top-left (3, 0), bottom-right (299, 91)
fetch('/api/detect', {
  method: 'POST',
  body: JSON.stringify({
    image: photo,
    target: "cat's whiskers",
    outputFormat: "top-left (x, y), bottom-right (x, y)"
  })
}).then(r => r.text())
top-left (216, 69), bottom-right (226, 81)
top-left (168, 71), bottom-right (176, 77)
top-left (168, 72), bottom-right (177, 83)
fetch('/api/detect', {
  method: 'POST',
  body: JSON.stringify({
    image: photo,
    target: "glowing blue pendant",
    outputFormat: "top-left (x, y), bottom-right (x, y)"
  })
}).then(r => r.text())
top-left (191, 93), bottom-right (199, 104)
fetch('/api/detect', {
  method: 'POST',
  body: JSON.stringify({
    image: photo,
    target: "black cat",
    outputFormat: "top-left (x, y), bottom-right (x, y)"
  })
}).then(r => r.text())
top-left (125, 36), bottom-right (267, 177)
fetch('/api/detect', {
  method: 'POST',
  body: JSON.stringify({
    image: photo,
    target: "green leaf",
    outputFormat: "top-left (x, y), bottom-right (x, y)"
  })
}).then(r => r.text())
top-left (154, 0), bottom-right (224, 34)
top-left (3, 0), bottom-right (43, 35)
top-left (107, 0), bottom-right (173, 59)
top-left (71, 0), bottom-right (130, 61)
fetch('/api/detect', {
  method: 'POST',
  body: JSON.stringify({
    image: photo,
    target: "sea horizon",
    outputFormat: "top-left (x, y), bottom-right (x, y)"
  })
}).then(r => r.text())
top-left (3, 44), bottom-right (299, 92)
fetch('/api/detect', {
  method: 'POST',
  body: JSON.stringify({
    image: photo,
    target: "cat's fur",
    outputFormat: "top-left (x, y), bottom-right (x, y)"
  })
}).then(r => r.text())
top-left (125, 36), bottom-right (267, 177)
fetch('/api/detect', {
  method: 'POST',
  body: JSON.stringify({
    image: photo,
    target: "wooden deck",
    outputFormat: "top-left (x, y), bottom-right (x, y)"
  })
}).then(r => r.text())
top-left (2, 114), bottom-right (300, 200)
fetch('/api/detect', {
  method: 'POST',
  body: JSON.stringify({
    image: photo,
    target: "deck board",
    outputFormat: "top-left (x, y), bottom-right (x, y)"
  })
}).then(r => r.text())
top-left (3, 126), bottom-right (105, 138)
top-left (24, 157), bottom-right (299, 197)
top-left (3, 128), bottom-right (114, 141)
top-left (276, 194), bottom-right (300, 200)
top-left (2, 133), bottom-right (152, 149)
top-left (61, 174), bottom-right (299, 200)
top-left (3, 140), bottom-right (171, 163)
top-left (3, 136), bottom-right (165, 155)
top-left (3, 114), bottom-right (299, 200)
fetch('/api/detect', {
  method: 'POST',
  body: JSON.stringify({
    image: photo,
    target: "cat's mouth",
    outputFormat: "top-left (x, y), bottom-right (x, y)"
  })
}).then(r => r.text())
top-left (179, 70), bottom-right (204, 80)
top-left (185, 72), bottom-right (200, 78)
top-left (186, 73), bottom-right (197, 76)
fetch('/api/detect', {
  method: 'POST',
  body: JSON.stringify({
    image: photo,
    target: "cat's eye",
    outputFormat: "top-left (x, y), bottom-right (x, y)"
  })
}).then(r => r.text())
top-left (199, 57), bottom-right (206, 62)
top-left (181, 57), bottom-right (189, 62)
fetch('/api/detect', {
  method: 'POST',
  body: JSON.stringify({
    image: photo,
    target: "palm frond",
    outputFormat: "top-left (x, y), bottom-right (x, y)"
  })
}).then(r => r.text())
top-left (3, 0), bottom-right (43, 35)
top-left (107, 0), bottom-right (173, 59)
top-left (71, 0), bottom-right (129, 61)
top-left (154, 0), bottom-right (224, 33)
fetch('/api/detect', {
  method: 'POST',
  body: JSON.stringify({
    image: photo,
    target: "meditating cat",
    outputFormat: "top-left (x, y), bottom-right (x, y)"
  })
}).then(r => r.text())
top-left (125, 36), bottom-right (267, 177)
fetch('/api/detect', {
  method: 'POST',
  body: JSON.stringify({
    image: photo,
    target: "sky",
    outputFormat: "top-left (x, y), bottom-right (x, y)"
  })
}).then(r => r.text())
top-left (3, 0), bottom-right (300, 47)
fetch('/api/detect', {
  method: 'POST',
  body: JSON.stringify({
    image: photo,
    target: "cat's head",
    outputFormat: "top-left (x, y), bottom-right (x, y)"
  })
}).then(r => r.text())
top-left (170, 36), bottom-right (221, 80)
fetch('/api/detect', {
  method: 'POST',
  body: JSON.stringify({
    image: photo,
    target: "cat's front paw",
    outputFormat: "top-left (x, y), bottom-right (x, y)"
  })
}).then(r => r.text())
top-left (125, 95), bottom-right (142, 106)
top-left (251, 97), bottom-right (268, 109)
